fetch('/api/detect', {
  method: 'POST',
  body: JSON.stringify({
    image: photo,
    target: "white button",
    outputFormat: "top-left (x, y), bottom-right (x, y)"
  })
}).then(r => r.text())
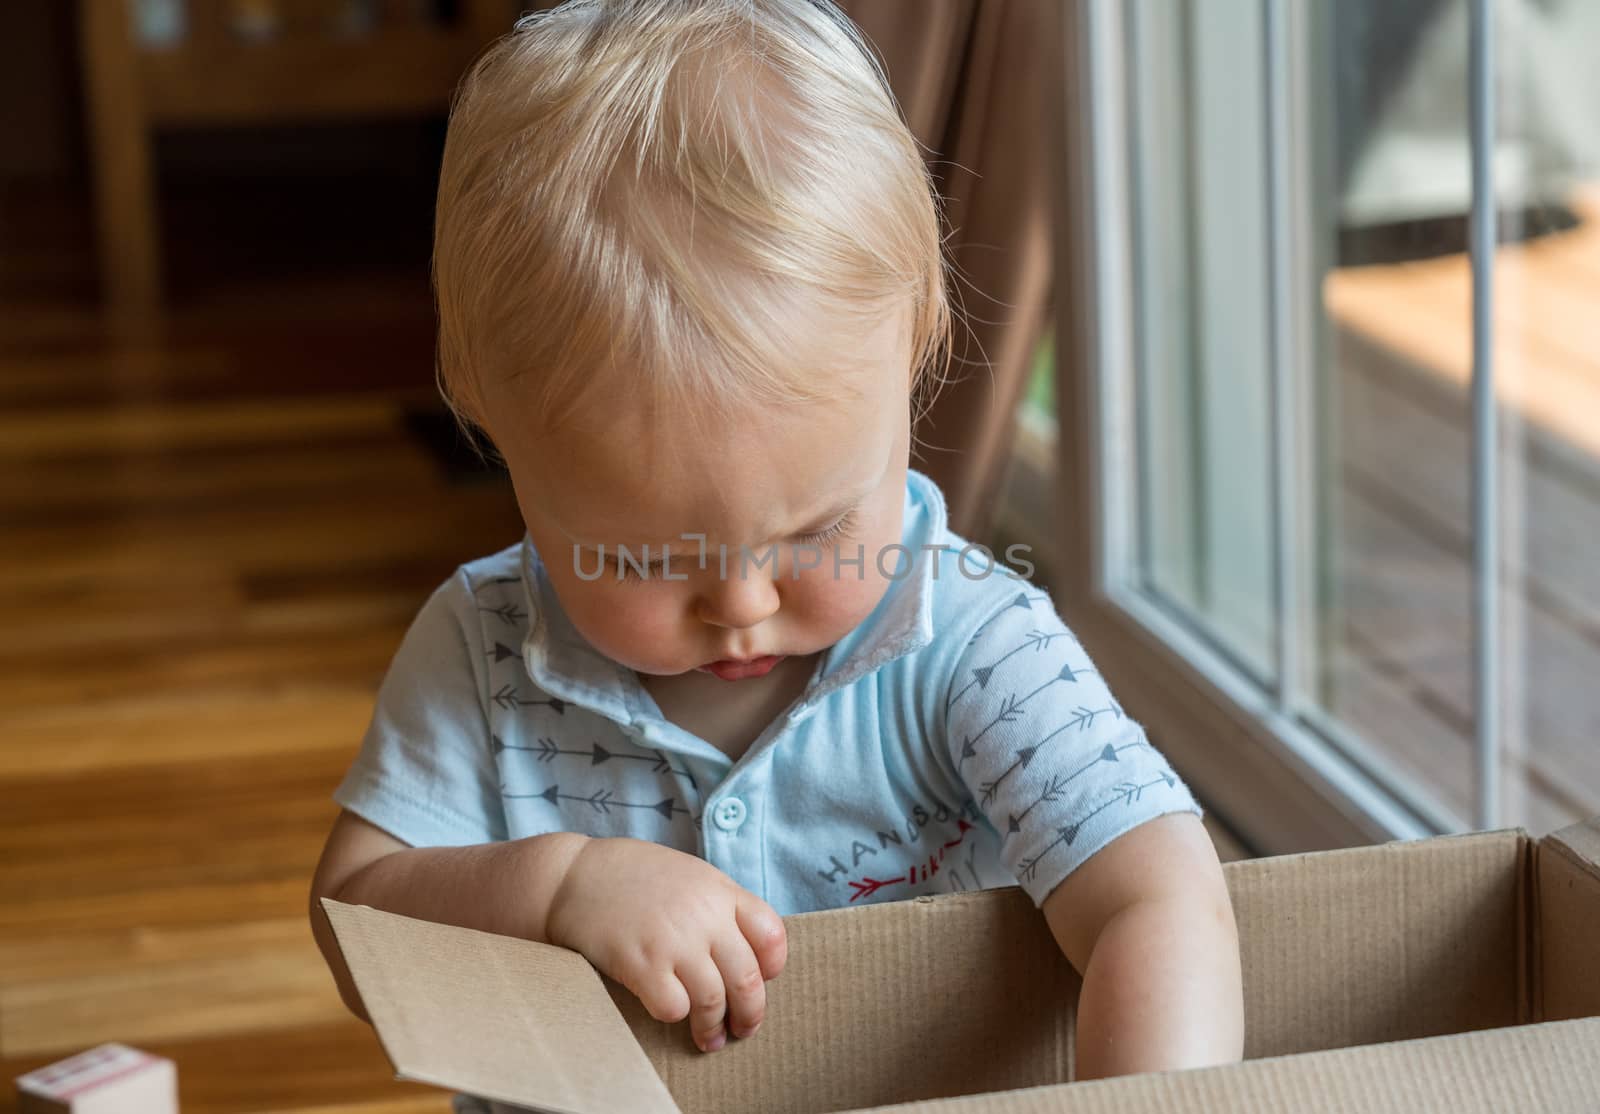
top-left (712, 797), bottom-right (747, 833)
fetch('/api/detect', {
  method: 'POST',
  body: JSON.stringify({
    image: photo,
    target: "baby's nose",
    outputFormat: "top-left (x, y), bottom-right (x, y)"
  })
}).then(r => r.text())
top-left (695, 569), bottom-right (781, 629)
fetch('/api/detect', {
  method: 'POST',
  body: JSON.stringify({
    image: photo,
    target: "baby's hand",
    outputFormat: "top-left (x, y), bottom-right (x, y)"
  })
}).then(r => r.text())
top-left (544, 837), bottom-right (788, 1052)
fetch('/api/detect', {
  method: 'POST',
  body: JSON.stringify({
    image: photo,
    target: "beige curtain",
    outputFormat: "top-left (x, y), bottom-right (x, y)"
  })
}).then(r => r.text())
top-left (839, 0), bottom-right (1054, 539)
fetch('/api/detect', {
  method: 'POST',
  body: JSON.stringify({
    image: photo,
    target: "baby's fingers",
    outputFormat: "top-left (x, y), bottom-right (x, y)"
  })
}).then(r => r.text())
top-left (735, 894), bottom-right (787, 980)
top-left (711, 932), bottom-right (767, 1041)
top-left (616, 955), bottom-right (690, 1029)
top-left (676, 954), bottom-right (729, 1053)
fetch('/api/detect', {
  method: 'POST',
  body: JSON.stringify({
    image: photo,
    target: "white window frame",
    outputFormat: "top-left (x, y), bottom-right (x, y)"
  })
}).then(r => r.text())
top-left (1031, 0), bottom-right (1508, 854)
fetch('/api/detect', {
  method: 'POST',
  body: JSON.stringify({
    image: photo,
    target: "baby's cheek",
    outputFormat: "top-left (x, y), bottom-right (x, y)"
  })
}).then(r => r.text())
top-left (793, 558), bottom-right (890, 636)
top-left (566, 586), bottom-right (684, 666)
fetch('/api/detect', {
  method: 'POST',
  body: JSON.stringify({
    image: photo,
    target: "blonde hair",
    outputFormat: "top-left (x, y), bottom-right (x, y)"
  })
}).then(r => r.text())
top-left (433, 0), bottom-right (956, 444)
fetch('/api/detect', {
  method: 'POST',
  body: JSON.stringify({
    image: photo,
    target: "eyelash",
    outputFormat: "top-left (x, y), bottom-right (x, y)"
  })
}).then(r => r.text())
top-left (798, 508), bottom-right (859, 547)
top-left (610, 509), bottom-right (861, 583)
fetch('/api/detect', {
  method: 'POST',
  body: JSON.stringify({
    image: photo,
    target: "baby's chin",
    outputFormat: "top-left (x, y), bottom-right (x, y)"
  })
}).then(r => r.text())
top-left (606, 650), bottom-right (720, 678)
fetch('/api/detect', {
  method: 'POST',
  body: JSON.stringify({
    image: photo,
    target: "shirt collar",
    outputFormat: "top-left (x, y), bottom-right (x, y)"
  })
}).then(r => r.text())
top-left (516, 468), bottom-right (947, 728)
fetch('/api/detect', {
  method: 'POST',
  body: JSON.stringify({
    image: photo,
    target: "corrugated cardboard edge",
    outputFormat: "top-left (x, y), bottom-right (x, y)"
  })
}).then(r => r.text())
top-left (319, 898), bottom-right (681, 1114)
top-left (1542, 816), bottom-right (1600, 881)
top-left (847, 1016), bottom-right (1600, 1113)
top-left (1519, 829), bottom-right (1539, 1025)
top-left (1537, 817), bottom-right (1600, 1023)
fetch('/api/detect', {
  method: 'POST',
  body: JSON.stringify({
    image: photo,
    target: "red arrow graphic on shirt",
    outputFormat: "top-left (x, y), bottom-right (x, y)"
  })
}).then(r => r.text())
top-left (845, 819), bottom-right (976, 901)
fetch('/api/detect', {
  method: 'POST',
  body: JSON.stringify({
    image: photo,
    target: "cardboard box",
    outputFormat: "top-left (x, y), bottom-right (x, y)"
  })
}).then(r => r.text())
top-left (321, 817), bottom-right (1600, 1112)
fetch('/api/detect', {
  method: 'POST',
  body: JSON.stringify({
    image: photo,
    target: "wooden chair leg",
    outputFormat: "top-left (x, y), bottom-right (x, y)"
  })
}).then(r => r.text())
top-left (78, 0), bottom-right (163, 332)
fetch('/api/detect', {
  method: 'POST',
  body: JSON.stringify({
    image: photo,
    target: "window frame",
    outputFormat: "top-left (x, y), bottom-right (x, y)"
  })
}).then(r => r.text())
top-left (1035, 0), bottom-right (1474, 855)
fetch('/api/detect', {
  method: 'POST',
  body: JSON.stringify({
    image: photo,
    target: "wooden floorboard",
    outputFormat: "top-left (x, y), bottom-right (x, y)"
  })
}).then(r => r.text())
top-left (2, 1020), bottom-right (451, 1114)
top-left (1324, 183), bottom-right (1600, 835)
top-left (1325, 184), bottom-right (1600, 468)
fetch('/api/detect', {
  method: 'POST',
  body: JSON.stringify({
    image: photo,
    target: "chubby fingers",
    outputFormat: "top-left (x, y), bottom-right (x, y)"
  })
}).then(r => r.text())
top-left (684, 896), bottom-right (787, 1052)
top-left (621, 953), bottom-right (692, 1032)
top-left (736, 894), bottom-right (787, 980)
top-left (710, 932), bottom-right (766, 1042)
top-left (675, 953), bottom-right (731, 1052)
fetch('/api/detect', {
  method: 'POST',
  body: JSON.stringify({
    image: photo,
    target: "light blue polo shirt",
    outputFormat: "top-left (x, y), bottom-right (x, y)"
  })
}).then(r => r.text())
top-left (333, 468), bottom-right (1201, 915)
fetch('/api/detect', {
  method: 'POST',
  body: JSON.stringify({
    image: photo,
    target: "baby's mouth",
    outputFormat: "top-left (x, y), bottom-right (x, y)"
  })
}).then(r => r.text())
top-left (696, 655), bottom-right (785, 681)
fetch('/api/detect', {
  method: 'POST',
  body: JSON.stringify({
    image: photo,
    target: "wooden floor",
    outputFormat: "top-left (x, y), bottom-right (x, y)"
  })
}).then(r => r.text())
top-left (1325, 186), bottom-right (1600, 835)
top-left (0, 266), bottom-right (1250, 1110)
top-left (0, 270), bottom-right (527, 1112)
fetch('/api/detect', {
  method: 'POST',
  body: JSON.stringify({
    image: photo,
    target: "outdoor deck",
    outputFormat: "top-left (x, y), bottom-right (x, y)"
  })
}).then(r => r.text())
top-left (1325, 185), bottom-right (1600, 835)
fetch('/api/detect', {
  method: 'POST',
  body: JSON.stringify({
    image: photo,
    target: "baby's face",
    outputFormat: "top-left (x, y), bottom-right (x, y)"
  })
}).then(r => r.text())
top-left (486, 313), bottom-right (913, 680)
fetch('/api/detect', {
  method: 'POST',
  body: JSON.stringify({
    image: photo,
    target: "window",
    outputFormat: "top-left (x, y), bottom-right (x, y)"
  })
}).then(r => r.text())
top-left (1040, 0), bottom-right (1600, 851)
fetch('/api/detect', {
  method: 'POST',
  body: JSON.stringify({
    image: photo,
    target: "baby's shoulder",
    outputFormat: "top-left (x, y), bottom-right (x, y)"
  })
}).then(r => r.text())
top-left (922, 524), bottom-right (1060, 647)
top-left (407, 539), bottom-right (532, 651)
top-left (454, 540), bottom-right (527, 595)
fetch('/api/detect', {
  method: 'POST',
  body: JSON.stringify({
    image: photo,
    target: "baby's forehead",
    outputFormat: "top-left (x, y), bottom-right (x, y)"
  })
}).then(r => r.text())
top-left (569, 386), bottom-right (884, 485)
top-left (525, 385), bottom-right (901, 544)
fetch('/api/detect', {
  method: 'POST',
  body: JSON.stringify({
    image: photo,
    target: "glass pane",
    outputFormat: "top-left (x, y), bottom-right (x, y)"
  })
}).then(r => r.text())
top-left (1318, 0), bottom-right (1599, 836)
top-left (1128, 0), bottom-right (1276, 681)
top-left (1317, 0), bottom-right (1480, 829)
top-left (1121, 0), bottom-right (1600, 836)
top-left (1492, 2), bottom-right (1600, 834)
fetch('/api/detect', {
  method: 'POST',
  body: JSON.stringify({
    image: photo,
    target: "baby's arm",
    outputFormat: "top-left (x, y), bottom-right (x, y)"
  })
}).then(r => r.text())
top-left (1040, 812), bottom-right (1242, 1079)
top-left (313, 573), bottom-right (785, 1053)
top-left (308, 809), bottom-right (787, 1053)
top-left (308, 809), bottom-right (587, 1022)
top-left (938, 585), bottom-right (1242, 1077)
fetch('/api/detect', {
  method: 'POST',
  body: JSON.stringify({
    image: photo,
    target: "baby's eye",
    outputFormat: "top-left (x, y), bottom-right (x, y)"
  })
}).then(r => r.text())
top-left (798, 509), bottom-right (859, 546)
top-left (612, 558), bottom-right (658, 583)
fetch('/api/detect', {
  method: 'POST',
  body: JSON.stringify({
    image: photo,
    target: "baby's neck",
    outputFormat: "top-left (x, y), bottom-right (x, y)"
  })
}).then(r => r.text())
top-left (638, 652), bottom-right (821, 763)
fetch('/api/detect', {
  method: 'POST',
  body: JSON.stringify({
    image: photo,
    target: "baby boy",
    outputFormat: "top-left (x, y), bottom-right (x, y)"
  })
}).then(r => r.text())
top-left (308, 0), bottom-right (1243, 1107)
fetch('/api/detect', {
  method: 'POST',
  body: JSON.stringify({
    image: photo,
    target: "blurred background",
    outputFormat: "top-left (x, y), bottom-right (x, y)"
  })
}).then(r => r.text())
top-left (2, 0), bottom-right (1597, 1110)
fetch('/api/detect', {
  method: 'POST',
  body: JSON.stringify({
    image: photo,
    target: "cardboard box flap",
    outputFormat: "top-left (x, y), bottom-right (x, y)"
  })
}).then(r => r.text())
top-left (1542, 815), bottom-right (1600, 874)
top-left (849, 1017), bottom-right (1600, 1113)
top-left (319, 898), bottom-right (680, 1114)
top-left (1537, 817), bottom-right (1600, 1022)
top-left (607, 888), bottom-right (1081, 1114)
top-left (1224, 828), bottom-right (1526, 1058)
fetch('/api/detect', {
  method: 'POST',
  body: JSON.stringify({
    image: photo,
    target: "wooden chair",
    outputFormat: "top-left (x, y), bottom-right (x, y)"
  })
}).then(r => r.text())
top-left (77, 0), bottom-right (515, 330)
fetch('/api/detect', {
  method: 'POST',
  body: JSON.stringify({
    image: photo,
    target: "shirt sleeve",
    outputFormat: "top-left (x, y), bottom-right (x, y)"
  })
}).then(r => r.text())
top-left (332, 569), bottom-right (509, 847)
top-left (942, 586), bottom-right (1202, 906)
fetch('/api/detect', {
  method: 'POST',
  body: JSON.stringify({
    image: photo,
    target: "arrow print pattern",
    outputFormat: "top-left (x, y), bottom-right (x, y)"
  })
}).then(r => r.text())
top-left (980, 710), bottom-right (1130, 809)
top-left (957, 661), bottom-right (1090, 769)
top-left (492, 684), bottom-right (567, 714)
top-left (475, 587), bottom-right (702, 834)
top-left (1016, 771), bottom-right (1178, 882)
top-left (493, 734), bottom-right (698, 789)
top-left (502, 783), bottom-right (695, 822)
top-left (949, 590), bottom-right (1195, 898)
